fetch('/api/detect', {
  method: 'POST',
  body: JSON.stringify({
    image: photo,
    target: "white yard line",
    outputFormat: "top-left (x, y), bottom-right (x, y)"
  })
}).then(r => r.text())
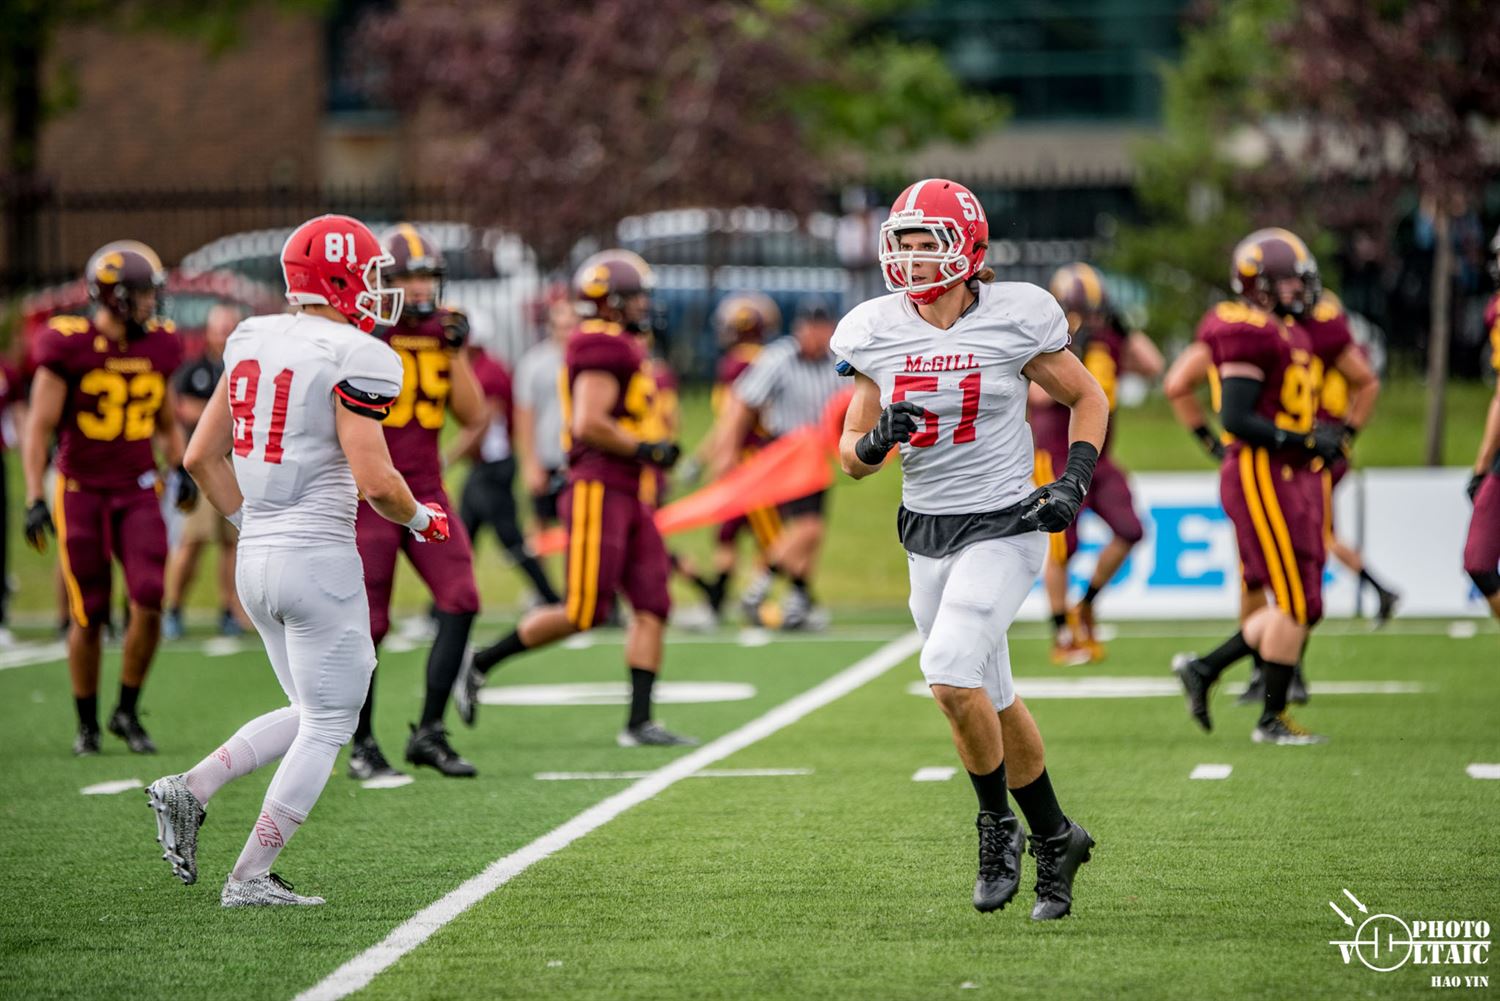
top-left (534, 768), bottom-right (813, 781)
top-left (1189, 764), bottom-right (1233, 781)
top-left (0, 641), bottom-right (67, 671)
top-left (292, 630), bottom-right (922, 1001)
top-left (911, 766), bottom-right (957, 783)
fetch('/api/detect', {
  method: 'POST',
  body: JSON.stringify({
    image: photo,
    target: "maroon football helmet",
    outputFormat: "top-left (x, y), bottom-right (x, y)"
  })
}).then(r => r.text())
top-left (573, 249), bottom-right (654, 329)
top-left (86, 240), bottom-right (167, 336)
top-left (713, 292), bottom-right (782, 347)
top-left (1048, 263), bottom-right (1109, 334)
top-left (380, 223), bottom-right (446, 319)
top-left (1230, 228), bottom-right (1320, 316)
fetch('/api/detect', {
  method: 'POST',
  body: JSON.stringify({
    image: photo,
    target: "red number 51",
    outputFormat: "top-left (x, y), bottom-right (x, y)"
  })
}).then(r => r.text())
top-left (892, 372), bottom-right (981, 447)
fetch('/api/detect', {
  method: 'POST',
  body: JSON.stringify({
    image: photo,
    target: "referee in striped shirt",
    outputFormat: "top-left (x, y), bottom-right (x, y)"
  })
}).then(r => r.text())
top-left (707, 298), bottom-right (842, 629)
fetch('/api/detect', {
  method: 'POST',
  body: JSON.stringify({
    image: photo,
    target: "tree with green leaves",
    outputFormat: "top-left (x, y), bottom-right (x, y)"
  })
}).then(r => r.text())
top-left (361, 0), bottom-right (1002, 266)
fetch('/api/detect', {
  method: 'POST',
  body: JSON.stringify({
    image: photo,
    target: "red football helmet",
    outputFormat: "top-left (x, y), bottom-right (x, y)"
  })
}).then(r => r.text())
top-left (86, 240), bottom-right (166, 332)
top-left (281, 214), bottom-right (403, 333)
top-left (878, 178), bottom-right (989, 305)
top-left (1230, 227), bottom-right (1320, 317)
top-left (379, 222), bottom-right (446, 319)
top-left (1049, 263), bottom-right (1109, 333)
top-left (713, 292), bottom-right (782, 347)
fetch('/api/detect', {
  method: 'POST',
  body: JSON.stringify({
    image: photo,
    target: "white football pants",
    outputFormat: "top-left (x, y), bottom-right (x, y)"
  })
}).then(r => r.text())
top-left (234, 543), bottom-right (377, 818)
top-left (907, 533), bottom-right (1047, 711)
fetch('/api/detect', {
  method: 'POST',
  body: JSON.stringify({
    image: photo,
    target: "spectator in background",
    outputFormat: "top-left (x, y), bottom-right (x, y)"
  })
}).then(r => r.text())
top-left (514, 289), bottom-right (575, 528)
top-left (162, 304), bottom-right (248, 640)
top-left (447, 345), bottom-right (561, 605)
top-left (708, 298), bottom-right (842, 630)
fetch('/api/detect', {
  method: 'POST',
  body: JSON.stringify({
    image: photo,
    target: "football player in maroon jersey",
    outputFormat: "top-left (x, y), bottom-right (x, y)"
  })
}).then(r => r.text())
top-left (23, 241), bottom-right (195, 755)
top-left (345, 224), bottom-right (485, 779)
top-left (457, 251), bottom-right (696, 747)
top-left (1463, 229), bottom-right (1500, 619)
top-left (1173, 229), bottom-right (1348, 744)
top-left (1032, 264), bottom-right (1162, 664)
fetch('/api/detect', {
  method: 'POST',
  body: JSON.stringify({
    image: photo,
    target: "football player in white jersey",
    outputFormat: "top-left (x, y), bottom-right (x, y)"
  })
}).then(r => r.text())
top-left (833, 179), bottom-right (1109, 921)
top-left (143, 215), bottom-right (451, 907)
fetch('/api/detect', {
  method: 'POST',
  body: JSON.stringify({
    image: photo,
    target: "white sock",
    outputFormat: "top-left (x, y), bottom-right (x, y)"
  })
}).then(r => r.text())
top-left (184, 706), bottom-right (299, 804)
top-left (228, 716), bottom-right (343, 881)
top-left (229, 796), bottom-right (306, 882)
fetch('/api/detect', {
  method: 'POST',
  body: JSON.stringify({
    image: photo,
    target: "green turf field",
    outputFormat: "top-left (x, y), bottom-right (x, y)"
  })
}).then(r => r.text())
top-left (1, 617), bottom-right (1495, 1000)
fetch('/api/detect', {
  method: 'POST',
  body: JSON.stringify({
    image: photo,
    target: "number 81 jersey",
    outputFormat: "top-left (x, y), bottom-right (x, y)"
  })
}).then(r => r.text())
top-left (34, 314), bottom-right (183, 491)
top-left (831, 281), bottom-right (1070, 515)
top-left (224, 312), bottom-right (403, 546)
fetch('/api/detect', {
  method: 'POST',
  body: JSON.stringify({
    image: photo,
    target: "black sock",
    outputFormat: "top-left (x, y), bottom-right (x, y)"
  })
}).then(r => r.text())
top-left (1259, 659), bottom-right (1296, 725)
top-left (116, 683), bottom-right (141, 716)
top-left (967, 761), bottom-right (1014, 816)
top-left (1359, 568), bottom-right (1390, 596)
top-left (75, 694), bottom-right (98, 731)
top-left (1009, 768), bottom-right (1067, 838)
top-left (705, 571), bottom-right (729, 611)
top-left (1051, 611), bottom-right (1067, 631)
top-left (790, 575), bottom-right (810, 599)
top-left (628, 667), bottom-right (655, 729)
top-left (354, 669), bottom-right (376, 743)
top-left (421, 611), bottom-right (475, 727)
top-left (1082, 584), bottom-right (1102, 606)
top-left (473, 629), bottom-right (528, 674)
top-left (1197, 630), bottom-right (1252, 680)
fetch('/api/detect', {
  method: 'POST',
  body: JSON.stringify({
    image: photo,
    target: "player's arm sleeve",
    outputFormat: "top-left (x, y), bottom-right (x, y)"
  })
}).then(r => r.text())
top-left (32, 327), bottom-right (71, 377)
top-left (829, 316), bottom-right (865, 378)
top-left (1219, 376), bottom-right (1295, 450)
top-left (567, 334), bottom-right (635, 377)
top-left (336, 338), bottom-right (403, 420)
top-left (733, 345), bottom-right (781, 407)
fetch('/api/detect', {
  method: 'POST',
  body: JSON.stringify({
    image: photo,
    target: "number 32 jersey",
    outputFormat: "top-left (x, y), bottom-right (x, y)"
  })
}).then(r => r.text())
top-left (34, 315), bottom-right (183, 491)
top-left (223, 312), bottom-right (403, 546)
top-left (831, 281), bottom-right (1070, 515)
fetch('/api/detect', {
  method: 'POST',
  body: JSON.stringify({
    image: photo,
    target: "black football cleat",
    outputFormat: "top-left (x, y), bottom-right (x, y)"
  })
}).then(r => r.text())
top-left (1028, 820), bottom-right (1095, 921)
top-left (1235, 666), bottom-right (1265, 707)
top-left (1252, 713), bottom-right (1328, 745)
top-left (452, 649), bottom-right (482, 729)
top-left (1374, 588), bottom-right (1400, 628)
top-left (973, 811), bottom-right (1025, 913)
top-left (1287, 665), bottom-right (1310, 706)
top-left (405, 722), bottom-right (477, 778)
top-left (347, 736), bottom-right (404, 780)
top-left (617, 721), bottom-right (699, 747)
top-left (1171, 654), bottom-right (1214, 732)
top-left (107, 709), bottom-right (157, 754)
top-left (73, 724), bottom-right (102, 757)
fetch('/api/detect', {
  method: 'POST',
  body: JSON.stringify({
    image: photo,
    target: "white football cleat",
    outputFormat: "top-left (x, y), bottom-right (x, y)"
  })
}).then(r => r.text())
top-left (145, 774), bottom-right (206, 885)
top-left (221, 872), bottom-right (325, 907)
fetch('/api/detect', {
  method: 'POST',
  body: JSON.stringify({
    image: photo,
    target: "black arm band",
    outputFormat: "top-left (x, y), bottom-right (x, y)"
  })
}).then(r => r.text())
top-left (1061, 440), bottom-right (1099, 491)
top-left (1219, 377), bottom-right (1293, 450)
top-left (854, 430), bottom-right (892, 466)
top-left (1192, 425), bottom-right (1217, 447)
top-left (335, 380), bottom-right (396, 420)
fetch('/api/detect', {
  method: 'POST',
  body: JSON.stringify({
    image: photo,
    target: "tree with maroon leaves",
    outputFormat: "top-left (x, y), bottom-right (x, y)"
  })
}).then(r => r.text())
top-left (1273, 0), bottom-right (1500, 463)
top-left (360, 0), bottom-right (999, 267)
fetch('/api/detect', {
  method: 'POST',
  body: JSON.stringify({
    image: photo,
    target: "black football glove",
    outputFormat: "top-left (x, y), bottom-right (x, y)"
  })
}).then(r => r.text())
top-left (24, 499), bottom-right (53, 553)
top-left (174, 466), bottom-right (200, 513)
top-left (1191, 425), bottom-right (1226, 462)
top-left (1020, 442), bottom-right (1099, 534)
top-left (636, 440), bottom-right (681, 469)
top-left (1468, 471), bottom-right (1488, 503)
top-left (439, 310), bottom-right (470, 351)
top-left (1307, 422), bottom-right (1350, 465)
top-left (854, 401), bottom-right (925, 465)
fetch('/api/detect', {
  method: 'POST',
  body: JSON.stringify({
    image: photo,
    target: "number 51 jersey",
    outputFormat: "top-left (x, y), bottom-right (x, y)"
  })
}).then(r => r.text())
top-left (223, 312), bottom-right (403, 546)
top-left (831, 281), bottom-right (1070, 515)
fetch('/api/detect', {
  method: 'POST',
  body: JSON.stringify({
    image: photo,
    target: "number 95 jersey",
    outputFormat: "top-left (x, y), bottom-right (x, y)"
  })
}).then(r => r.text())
top-left (1196, 302), bottom-right (1318, 467)
top-left (33, 315), bottom-right (183, 490)
top-left (831, 281), bottom-right (1070, 515)
top-left (223, 312), bottom-right (403, 546)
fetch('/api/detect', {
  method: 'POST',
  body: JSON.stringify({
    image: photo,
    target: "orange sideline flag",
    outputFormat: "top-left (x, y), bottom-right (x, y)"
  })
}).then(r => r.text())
top-left (531, 386), bottom-right (856, 556)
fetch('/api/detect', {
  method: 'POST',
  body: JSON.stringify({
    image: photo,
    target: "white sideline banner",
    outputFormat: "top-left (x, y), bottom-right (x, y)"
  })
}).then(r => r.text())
top-left (1014, 467), bottom-right (1489, 620)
